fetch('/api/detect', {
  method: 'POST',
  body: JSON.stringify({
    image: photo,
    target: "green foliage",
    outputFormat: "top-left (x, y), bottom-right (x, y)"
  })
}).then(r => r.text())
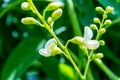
top-left (0, 0), bottom-right (120, 80)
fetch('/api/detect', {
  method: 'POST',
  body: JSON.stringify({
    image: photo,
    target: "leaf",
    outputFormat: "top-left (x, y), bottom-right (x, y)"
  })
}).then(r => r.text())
top-left (59, 63), bottom-right (75, 80)
top-left (1, 37), bottom-right (46, 80)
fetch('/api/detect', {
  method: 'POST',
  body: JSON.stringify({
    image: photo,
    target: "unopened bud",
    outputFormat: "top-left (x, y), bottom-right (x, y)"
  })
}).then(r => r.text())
top-left (99, 40), bottom-right (105, 46)
top-left (104, 19), bottom-right (112, 25)
top-left (70, 36), bottom-right (84, 45)
top-left (90, 24), bottom-right (98, 30)
top-left (95, 6), bottom-right (104, 12)
top-left (47, 17), bottom-right (53, 24)
top-left (46, 2), bottom-right (64, 11)
top-left (99, 28), bottom-right (106, 34)
top-left (93, 18), bottom-right (100, 23)
top-left (21, 17), bottom-right (38, 25)
top-left (51, 8), bottom-right (63, 21)
top-left (21, 2), bottom-right (31, 11)
top-left (103, 14), bottom-right (107, 19)
top-left (106, 6), bottom-right (114, 14)
top-left (94, 53), bottom-right (104, 59)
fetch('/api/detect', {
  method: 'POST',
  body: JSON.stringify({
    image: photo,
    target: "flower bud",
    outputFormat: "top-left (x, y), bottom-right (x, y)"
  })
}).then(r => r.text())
top-left (51, 8), bottom-right (63, 21)
top-left (90, 24), bottom-right (98, 30)
top-left (70, 36), bottom-right (84, 45)
top-left (93, 18), bottom-right (100, 23)
top-left (99, 28), bottom-right (106, 34)
top-left (103, 14), bottom-right (107, 19)
top-left (21, 2), bottom-right (31, 11)
top-left (47, 17), bottom-right (53, 24)
top-left (21, 17), bottom-right (38, 25)
top-left (95, 6), bottom-right (104, 12)
top-left (99, 40), bottom-right (105, 46)
top-left (106, 6), bottom-right (114, 14)
top-left (46, 2), bottom-right (64, 11)
top-left (94, 53), bottom-right (104, 59)
top-left (104, 19), bottom-right (112, 25)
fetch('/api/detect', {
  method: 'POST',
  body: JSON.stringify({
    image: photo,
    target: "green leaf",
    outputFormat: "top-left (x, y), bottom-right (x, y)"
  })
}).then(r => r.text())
top-left (1, 37), bottom-right (46, 80)
top-left (59, 63), bottom-right (75, 80)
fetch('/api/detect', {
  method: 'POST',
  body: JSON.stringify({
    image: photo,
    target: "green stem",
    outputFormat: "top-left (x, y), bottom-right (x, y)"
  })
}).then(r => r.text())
top-left (94, 59), bottom-right (120, 80)
top-left (47, 26), bottom-right (84, 80)
top-left (83, 50), bottom-right (93, 78)
top-left (47, 28), bottom-right (84, 79)
top-left (27, 0), bottom-right (43, 21)
top-left (28, 0), bottom-right (84, 79)
top-left (95, 11), bottom-right (120, 79)
top-left (66, 0), bottom-right (82, 36)
top-left (66, 0), bottom-right (94, 79)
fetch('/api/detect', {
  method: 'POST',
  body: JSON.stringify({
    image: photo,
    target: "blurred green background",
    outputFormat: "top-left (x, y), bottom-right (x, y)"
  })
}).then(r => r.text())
top-left (0, 0), bottom-right (120, 80)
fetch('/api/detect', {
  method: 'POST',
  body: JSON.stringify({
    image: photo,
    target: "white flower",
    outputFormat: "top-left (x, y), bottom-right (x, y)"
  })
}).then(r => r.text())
top-left (71, 26), bottom-right (99, 49)
top-left (39, 38), bottom-right (62, 57)
top-left (82, 26), bottom-right (99, 49)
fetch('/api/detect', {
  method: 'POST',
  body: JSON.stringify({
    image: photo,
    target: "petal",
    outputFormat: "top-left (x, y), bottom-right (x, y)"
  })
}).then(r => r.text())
top-left (83, 40), bottom-right (99, 49)
top-left (45, 38), bottom-right (57, 52)
top-left (84, 26), bottom-right (93, 40)
top-left (39, 49), bottom-right (52, 57)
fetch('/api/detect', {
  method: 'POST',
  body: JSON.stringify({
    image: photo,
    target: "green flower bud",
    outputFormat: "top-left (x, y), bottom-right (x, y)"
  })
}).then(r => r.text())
top-left (51, 8), bottom-right (63, 21)
top-left (90, 24), bottom-right (98, 30)
top-left (21, 17), bottom-right (38, 25)
top-left (46, 2), bottom-right (64, 11)
top-left (70, 36), bottom-right (84, 45)
top-left (99, 40), bottom-right (105, 46)
top-left (94, 53), bottom-right (104, 59)
top-left (99, 28), bottom-right (106, 34)
top-left (47, 17), bottom-right (53, 24)
top-left (47, 17), bottom-right (54, 27)
top-left (106, 6), bottom-right (114, 14)
top-left (93, 18), bottom-right (100, 23)
top-left (21, 2), bottom-right (31, 11)
top-left (95, 6), bottom-right (104, 12)
top-left (104, 19), bottom-right (112, 25)
top-left (103, 14), bottom-right (107, 19)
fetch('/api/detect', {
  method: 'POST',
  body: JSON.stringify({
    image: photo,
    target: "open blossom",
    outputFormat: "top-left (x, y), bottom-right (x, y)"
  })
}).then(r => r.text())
top-left (83, 26), bottom-right (99, 49)
top-left (39, 38), bottom-right (62, 57)
top-left (72, 26), bottom-right (99, 49)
